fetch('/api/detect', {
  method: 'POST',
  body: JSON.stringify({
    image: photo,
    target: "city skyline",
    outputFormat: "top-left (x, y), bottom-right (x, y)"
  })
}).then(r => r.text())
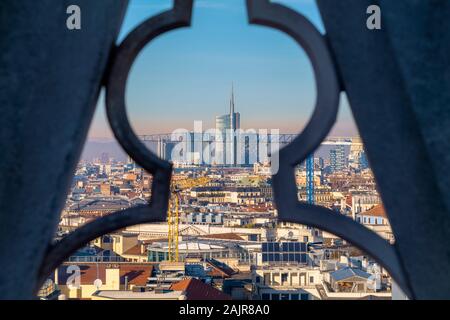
top-left (88, 0), bottom-right (358, 140)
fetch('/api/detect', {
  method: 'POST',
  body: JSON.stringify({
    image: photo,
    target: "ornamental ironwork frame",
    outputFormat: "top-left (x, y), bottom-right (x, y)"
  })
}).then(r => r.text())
top-left (33, 0), bottom-right (427, 299)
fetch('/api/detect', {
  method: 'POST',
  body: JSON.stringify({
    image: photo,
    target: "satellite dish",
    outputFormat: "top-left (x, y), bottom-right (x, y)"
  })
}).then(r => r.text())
top-left (94, 279), bottom-right (103, 290)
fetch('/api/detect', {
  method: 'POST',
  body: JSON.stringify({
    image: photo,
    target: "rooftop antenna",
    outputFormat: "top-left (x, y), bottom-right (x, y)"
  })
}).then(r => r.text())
top-left (230, 82), bottom-right (235, 116)
top-left (228, 82), bottom-right (236, 167)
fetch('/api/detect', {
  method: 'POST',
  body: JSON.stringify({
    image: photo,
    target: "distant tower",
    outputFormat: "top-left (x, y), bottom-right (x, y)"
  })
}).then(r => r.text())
top-left (215, 84), bottom-right (240, 166)
top-left (229, 84), bottom-right (240, 165)
top-left (230, 84), bottom-right (234, 112)
top-left (157, 137), bottom-right (166, 160)
top-left (330, 145), bottom-right (346, 172)
top-left (229, 83), bottom-right (240, 133)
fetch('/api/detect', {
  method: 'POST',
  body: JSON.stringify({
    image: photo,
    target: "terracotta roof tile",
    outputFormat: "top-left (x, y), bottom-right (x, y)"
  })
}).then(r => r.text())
top-left (58, 263), bottom-right (154, 286)
top-left (58, 264), bottom-right (105, 285)
top-left (206, 259), bottom-right (235, 278)
top-left (120, 264), bottom-right (153, 286)
top-left (362, 204), bottom-right (387, 218)
top-left (170, 278), bottom-right (231, 300)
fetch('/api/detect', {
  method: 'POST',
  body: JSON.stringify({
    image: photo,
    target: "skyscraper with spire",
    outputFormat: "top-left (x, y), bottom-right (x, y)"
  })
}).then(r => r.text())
top-left (215, 84), bottom-right (240, 165)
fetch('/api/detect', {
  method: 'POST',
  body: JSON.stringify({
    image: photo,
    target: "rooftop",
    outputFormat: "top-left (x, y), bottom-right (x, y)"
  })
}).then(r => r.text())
top-left (330, 267), bottom-right (372, 282)
top-left (68, 197), bottom-right (130, 212)
top-left (150, 241), bottom-right (226, 252)
top-left (57, 263), bottom-right (154, 286)
top-left (199, 233), bottom-right (244, 241)
top-left (361, 204), bottom-right (387, 218)
top-left (170, 278), bottom-right (231, 300)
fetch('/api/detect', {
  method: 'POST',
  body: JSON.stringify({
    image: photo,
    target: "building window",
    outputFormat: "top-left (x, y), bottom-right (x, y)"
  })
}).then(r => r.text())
top-left (281, 273), bottom-right (288, 284)
top-left (271, 294), bottom-right (280, 300)
top-left (300, 293), bottom-right (309, 300)
top-left (261, 293), bottom-right (270, 300)
top-left (309, 276), bottom-right (314, 283)
top-left (291, 294), bottom-right (299, 300)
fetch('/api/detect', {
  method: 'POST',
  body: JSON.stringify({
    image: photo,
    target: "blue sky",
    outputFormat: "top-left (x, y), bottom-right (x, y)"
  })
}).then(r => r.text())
top-left (89, 0), bottom-right (357, 139)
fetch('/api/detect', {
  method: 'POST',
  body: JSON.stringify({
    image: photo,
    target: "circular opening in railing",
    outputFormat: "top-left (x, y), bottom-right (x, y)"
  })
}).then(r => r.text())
top-left (125, 0), bottom-right (316, 169)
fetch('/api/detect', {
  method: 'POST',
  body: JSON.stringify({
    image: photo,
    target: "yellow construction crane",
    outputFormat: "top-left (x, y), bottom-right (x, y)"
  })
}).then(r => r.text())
top-left (167, 176), bottom-right (211, 262)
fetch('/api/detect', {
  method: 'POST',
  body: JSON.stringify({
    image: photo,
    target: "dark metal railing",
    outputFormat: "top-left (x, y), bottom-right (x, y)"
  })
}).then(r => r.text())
top-left (2, 0), bottom-right (449, 299)
top-left (37, 0), bottom-right (408, 297)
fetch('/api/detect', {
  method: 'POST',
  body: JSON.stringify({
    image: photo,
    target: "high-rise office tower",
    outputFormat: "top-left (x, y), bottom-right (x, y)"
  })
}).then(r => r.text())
top-left (157, 137), bottom-right (166, 160)
top-left (330, 145), bottom-right (346, 172)
top-left (215, 84), bottom-right (240, 166)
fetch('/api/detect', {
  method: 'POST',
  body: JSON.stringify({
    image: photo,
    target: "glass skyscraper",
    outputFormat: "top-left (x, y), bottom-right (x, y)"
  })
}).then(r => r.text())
top-left (215, 85), bottom-right (240, 166)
